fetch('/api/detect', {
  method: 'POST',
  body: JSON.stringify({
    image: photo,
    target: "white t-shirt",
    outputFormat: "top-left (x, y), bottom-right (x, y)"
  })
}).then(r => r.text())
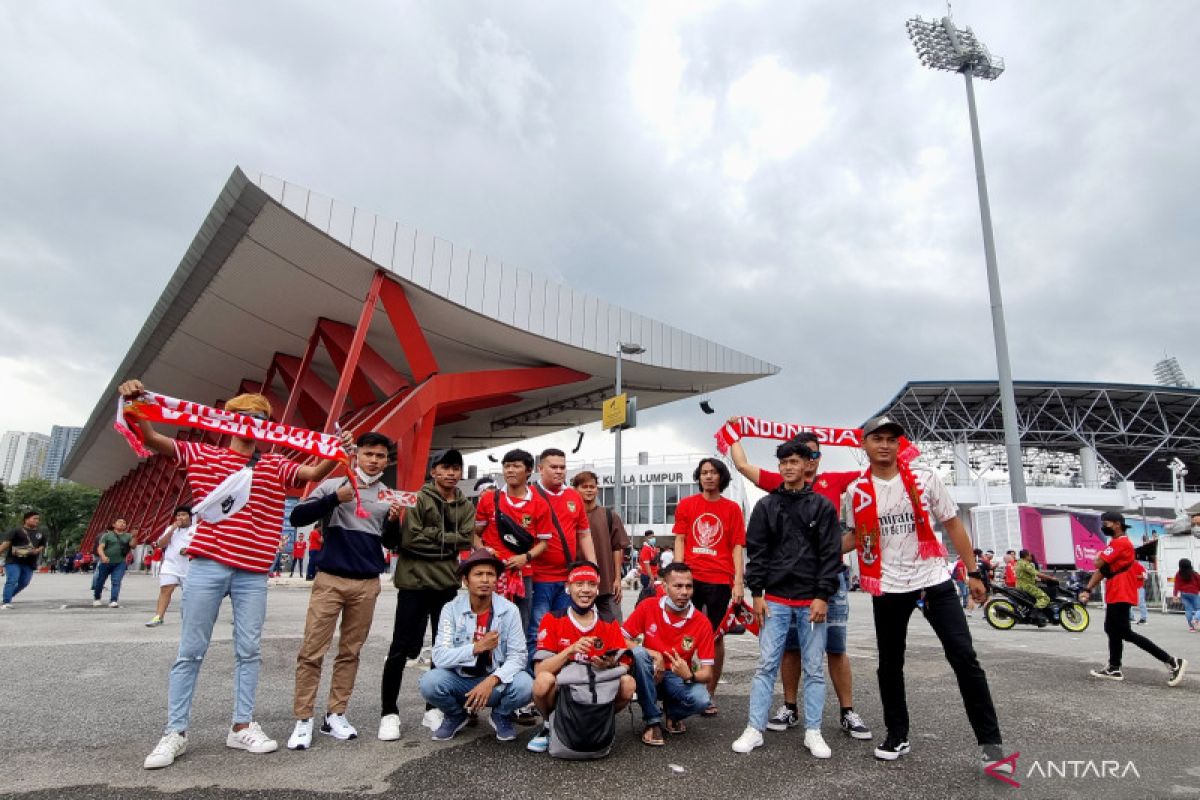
top-left (873, 467), bottom-right (958, 593)
top-left (159, 524), bottom-right (195, 579)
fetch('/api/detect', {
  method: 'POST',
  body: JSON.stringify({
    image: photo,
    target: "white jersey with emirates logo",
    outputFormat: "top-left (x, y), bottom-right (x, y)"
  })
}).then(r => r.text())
top-left (872, 467), bottom-right (957, 593)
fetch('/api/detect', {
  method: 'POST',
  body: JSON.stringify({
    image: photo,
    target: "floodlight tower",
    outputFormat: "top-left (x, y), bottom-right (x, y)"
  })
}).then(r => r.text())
top-left (906, 14), bottom-right (1027, 503)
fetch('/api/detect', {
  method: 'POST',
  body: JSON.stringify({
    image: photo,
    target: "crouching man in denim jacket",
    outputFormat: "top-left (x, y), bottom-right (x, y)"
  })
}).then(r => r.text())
top-left (419, 549), bottom-right (533, 742)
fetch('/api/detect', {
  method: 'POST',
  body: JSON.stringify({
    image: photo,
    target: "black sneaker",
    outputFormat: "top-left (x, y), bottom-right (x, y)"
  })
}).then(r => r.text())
top-left (1167, 657), bottom-right (1188, 687)
top-left (874, 733), bottom-right (911, 761)
top-left (981, 743), bottom-right (1014, 774)
top-left (513, 704), bottom-right (540, 726)
top-left (1088, 665), bottom-right (1124, 681)
top-left (840, 710), bottom-right (872, 740)
top-left (766, 705), bottom-right (799, 731)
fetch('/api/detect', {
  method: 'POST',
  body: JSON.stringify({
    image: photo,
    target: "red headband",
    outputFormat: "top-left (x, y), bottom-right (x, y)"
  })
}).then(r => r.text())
top-left (568, 566), bottom-right (600, 583)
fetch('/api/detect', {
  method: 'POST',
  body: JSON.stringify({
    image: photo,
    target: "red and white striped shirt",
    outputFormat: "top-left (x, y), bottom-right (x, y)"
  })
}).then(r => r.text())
top-left (174, 440), bottom-right (303, 573)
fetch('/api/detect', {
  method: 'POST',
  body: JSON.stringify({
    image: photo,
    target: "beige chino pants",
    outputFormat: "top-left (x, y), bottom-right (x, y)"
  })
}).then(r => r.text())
top-left (293, 571), bottom-right (382, 719)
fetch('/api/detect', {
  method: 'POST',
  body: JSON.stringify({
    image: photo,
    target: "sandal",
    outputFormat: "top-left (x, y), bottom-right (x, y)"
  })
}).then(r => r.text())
top-left (641, 723), bottom-right (665, 746)
top-left (664, 718), bottom-right (686, 735)
top-left (701, 703), bottom-right (718, 717)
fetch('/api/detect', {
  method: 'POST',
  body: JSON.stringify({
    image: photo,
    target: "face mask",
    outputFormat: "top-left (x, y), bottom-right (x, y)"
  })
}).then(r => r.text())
top-left (569, 600), bottom-right (594, 616)
top-left (664, 596), bottom-right (690, 613)
top-left (356, 466), bottom-right (382, 486)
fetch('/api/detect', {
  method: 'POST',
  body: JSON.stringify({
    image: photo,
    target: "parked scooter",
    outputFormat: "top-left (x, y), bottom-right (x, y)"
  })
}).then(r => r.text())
top-left (984, 577), bottom-right (1089, 632)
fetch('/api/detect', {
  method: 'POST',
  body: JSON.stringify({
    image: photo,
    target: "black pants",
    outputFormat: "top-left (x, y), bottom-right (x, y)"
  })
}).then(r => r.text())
top-left (380, 587), bottom-right (457, 716)
top-left (872, 579), bottom-right (1002, 745)
top-left (1104, 602), bottom-right (1171, 668)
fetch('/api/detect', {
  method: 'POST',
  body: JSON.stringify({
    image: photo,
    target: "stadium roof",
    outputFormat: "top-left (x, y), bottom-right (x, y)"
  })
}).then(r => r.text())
top-left (64, 167), bottom-right (778, 489)
top-left (869, 380), bottom-right (1200, 485)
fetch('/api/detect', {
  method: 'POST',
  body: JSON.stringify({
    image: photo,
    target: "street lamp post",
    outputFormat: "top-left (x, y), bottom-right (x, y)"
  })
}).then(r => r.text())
top-left (1131, 492), bottom-right (1152, 542)
top-left (906, 14), bottom-right (1027, 503)
top-left (614, 342), bottom-right (645, 520)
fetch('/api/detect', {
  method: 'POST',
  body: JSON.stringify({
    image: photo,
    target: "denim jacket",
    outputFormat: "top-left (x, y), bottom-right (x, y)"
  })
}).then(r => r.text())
top-left (431, 592), bottom-right (527, 684)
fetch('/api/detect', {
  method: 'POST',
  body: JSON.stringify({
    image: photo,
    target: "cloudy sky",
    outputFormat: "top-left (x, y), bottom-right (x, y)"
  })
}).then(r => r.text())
top-left (1, 1), bottom-right (1196, 475)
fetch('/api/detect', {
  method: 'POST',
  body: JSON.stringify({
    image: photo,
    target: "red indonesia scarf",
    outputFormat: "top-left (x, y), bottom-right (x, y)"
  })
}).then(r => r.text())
top-left (714, 415), bottom-right (921, 462)
top-left (114, 390), bottom-right (368, 517)
top-left (849, 462), bottom-right (946, 596)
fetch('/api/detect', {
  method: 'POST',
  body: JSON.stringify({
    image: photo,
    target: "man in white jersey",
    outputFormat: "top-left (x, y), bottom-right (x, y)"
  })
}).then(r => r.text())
top-left (145, 507), bottom-right (195, 627)
top-left (844, 416), bottom-right (1011, 776)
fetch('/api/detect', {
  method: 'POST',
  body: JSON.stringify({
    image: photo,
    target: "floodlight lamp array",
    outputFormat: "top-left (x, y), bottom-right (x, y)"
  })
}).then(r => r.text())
top-left (905, 16), bottom-right (1005, 81)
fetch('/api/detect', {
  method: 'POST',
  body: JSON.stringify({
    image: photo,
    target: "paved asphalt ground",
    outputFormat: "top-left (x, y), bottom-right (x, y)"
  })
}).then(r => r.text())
top-left (1, 572), bottom-right (1197, 800)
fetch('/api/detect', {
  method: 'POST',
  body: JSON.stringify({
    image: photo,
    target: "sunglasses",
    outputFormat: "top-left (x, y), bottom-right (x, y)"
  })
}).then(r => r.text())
top-left (799, 448), bottom-right (822, 460)
top-left (237, 411), bottom-right (269, 421)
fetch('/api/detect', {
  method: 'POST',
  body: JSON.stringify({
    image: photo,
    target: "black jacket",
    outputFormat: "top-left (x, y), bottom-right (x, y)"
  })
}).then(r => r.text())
top-left (745, 486), bottom-right (842, 602)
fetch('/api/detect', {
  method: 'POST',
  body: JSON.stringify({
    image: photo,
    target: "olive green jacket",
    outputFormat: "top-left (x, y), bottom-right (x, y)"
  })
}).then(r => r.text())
top-left (391, 483), bottom-right (476, 591)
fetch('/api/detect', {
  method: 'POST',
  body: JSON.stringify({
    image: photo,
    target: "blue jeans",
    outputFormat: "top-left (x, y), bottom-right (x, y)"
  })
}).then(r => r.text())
top-left (3, 563), bottom-right (34, 603)
top-left (629, 646), bottom-right (710, 726)
top-left (525, 581), bottom-right (569, 671)
top-left (166, 557), bottom-right (268, 733)
top-left (785, 572), bottom-right (849, 654)
top-left (1131, 587), bottom-right (1148, 622)
top-left (93, 560), bottom-right (128, 602)
top-left (955, 579), bottom-right (970, 609)
top-left (418, 668), bottom-right (533, 717)
top-left (1180, 593), bottom-right (1200, 627)
top-left (749, 602), bottom-right (826, 731)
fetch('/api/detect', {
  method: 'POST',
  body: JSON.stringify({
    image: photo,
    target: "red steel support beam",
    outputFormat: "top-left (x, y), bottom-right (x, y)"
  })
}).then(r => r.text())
top-left (379, 276), bottom-right (439, 383)
top-left (276, 328), bottom-right (323, 428)
top-left (324, 271), bottom-right (385, 432)
top-left (317, 318), bottom-right (408, 398)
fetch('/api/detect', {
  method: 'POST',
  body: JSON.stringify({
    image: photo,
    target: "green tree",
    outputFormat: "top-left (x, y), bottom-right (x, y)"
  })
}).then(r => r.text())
top-left (3, 478), bottom-right (101, 561)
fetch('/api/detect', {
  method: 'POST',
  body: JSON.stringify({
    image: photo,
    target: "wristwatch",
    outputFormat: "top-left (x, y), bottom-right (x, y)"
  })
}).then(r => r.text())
top-left (967, 570), bottom-right (984, 580)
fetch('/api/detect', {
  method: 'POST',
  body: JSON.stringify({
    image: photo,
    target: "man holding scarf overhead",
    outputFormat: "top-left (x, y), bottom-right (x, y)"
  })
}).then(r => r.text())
top-left (846, 416), bottom-right (1012, 776)
top-left (118, 380), bottom-right (351, 770)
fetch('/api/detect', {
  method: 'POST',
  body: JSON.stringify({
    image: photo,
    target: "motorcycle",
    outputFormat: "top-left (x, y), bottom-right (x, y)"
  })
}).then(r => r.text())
top-left (983, 577), bottom-right (1090, 632)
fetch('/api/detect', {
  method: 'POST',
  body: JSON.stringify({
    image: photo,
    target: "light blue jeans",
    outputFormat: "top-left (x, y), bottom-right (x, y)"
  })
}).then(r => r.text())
top-left (748, 602), bottom-right (826, 731)
top-left (418, 668), bottom-right (534, 718)
top-left (1181, 593), bottom-right (1200, 627)
top-left (166, 557), bottom-right (268, 733)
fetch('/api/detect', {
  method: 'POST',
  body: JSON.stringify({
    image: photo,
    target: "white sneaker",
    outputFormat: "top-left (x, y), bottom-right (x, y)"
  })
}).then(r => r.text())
top-left (288, 718), bottom-right (313, 750)
top-left (109, 601), bottom-right (120, 608)
top-left (421, 708), bottom-right (444, 731)
top-left (92, 599), bottom-right (102, 608)
top-left (378, 713), bottom-right (401, 741)
top-left (143, 732), bottom-right (187, 769)
top-left (804, 729), bottom-right (832, 758)
top-left (1, 604), bottom-right (12, 610)
top-left (732, 726), bottom-right (764, 754)
top-left (225, 722), bottom-right (278, 754)
top-left (321, 713), bottom-right (358, 740)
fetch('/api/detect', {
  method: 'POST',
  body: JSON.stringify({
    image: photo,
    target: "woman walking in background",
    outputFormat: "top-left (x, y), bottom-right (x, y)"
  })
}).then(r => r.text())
top-left (1173, 559), bottom-right (1200, 632)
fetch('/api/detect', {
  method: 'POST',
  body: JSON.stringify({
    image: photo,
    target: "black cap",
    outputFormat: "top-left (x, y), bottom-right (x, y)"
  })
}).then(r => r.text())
top-left (861, 415), bottom-right (905, 438)
top-left (457, 547), bottom-right (505, 578)
top-left (1100, 511), bottom-right (1128, 530)
top-left (430, 448), bottom-right (464, 468)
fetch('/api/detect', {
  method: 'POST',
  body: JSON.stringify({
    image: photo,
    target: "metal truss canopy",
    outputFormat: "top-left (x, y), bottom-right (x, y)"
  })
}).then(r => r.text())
top-left (869, 381), bottom-right (1200, 485)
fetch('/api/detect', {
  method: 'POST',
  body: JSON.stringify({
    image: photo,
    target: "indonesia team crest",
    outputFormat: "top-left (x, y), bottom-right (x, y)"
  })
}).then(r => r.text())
top-left (681, 635), bottom-right (695, 652)
top-left (521, 514), bottom-right (532, 527)
top-left (567, 500), bottom-right (577, 513)
top-left (693, 513), bottom-right (723, 554)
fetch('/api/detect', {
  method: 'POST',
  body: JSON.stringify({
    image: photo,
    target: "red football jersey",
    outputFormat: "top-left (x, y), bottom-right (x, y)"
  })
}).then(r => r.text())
top-left (534, 607), bottom-right (626, 663)
top-left (639, 543), bottom-right (659, 577)
top-left (672, 494), bottom-right (745, 585)
top-left (475, 488), bottom-right (553, 577)
top-left (622, 596), bottom-right (716, 666)
top-left (756, 469), bottom-right (857, 506)
top-left (1099, 536), bottom-right (1138, 604)
top-left (533, 484), bottom-right (591, 582)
